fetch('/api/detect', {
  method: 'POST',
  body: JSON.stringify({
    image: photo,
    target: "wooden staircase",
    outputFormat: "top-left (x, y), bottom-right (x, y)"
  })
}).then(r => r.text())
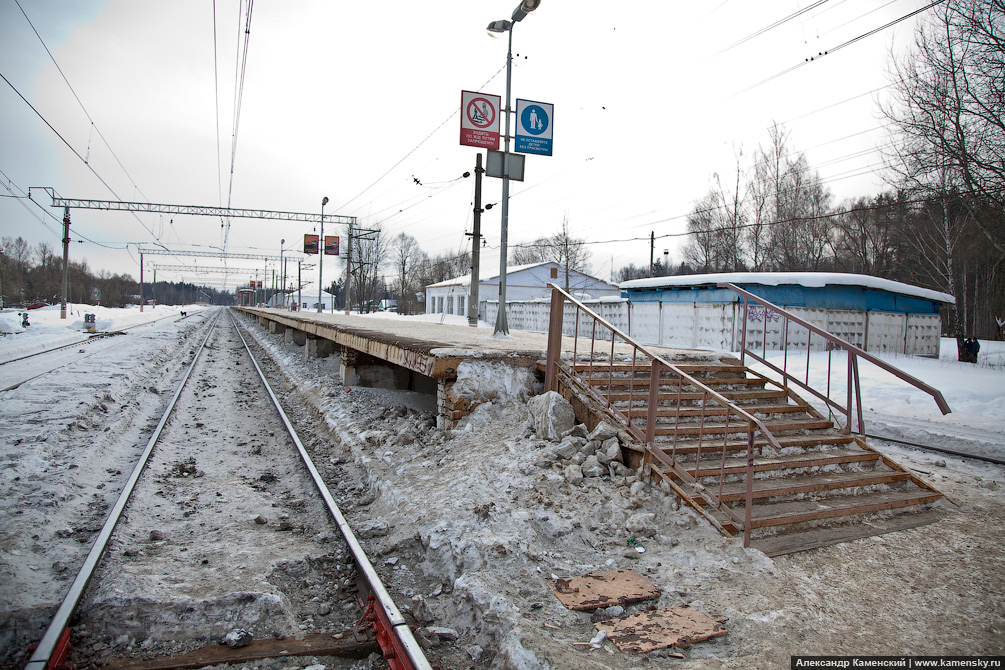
top-left (565, 357), bottom-right (944, 557)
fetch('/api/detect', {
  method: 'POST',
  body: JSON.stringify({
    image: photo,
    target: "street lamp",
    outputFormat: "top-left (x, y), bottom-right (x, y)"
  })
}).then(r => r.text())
top-left (280, 238), bottom-right (285, 308)
top-left (487, 0), bottom-right (541, 336)
top-left (318, 197), bottom-right (328, 313)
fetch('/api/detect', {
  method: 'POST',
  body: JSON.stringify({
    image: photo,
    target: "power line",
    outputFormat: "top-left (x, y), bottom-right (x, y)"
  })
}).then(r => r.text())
top-left (222, 0), bottom-right (255, 252)
top-left (733, 0), bottom-right (945, 96)
top-left (13, 0), bottom-right (150, 202)
top-left (340, 64), bottom-right (506, 215)
top-left (709, 0), bottom-right (831, 60)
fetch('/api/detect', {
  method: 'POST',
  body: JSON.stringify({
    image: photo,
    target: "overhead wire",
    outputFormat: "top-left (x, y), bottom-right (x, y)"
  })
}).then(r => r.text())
top-left (222, 0), bottom-right (255, 252)
top-left (732, 0), bottom-right (946, 97)
top-left (13, 0), bottom-right (150, 203)
top-left (0, 71), bottom-right (158, 241)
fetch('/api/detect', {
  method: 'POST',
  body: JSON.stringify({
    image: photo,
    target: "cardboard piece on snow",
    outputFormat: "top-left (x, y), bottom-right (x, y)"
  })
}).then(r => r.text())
top-left (548, 569), bottom-right (660, 612)
top-left (595, 606), bottom-right (728, 654)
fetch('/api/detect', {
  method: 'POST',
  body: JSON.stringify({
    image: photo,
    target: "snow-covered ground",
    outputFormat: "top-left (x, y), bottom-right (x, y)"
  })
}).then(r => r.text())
top-left (746, 338), bottom-right (1005, 462)
top-left (0, 304), bottom-right (205, 363)
top-left (2, 307), bottom-right (1002, 667)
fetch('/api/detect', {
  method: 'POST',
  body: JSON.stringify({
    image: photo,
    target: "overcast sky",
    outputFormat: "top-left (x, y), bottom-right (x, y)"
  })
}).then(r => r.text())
top-left (0, 0), bottom-right (928, 292)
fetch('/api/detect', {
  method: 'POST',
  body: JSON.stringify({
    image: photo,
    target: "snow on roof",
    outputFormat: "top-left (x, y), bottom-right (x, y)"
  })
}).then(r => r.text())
top-left (619, 272), bottom-right (955, 304)
top-left (426, 261), bottom-right (602, 289)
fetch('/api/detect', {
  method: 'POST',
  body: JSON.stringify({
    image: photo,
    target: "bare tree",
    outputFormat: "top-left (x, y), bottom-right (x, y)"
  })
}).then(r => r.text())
top-left (389, 232), bottom-right (424, 314)
top-left (510, 215), bottom-right (591, 290)
top-left (881, 0), bottom-right (1005, 256)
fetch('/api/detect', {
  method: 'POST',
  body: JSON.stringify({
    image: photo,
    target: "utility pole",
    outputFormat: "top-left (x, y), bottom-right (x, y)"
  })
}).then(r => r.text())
top-left (139, 252), bottom-right (144, 312)
top-left (468, 153), bottom-right (484, 327)
top-left (60, 207), bottom-right (70, 319)
top-left (649, 231), bottom-right (655, 277)
top-left (345, 221), bottom-right (353, 315)
top-left (153, 268), bottom-right (156, 307)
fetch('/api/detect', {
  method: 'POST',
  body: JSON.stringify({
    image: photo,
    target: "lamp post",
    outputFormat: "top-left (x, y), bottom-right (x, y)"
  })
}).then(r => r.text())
top-left (280, 238), bottom-right (285, 308)
top-left (318, 197), bottom-right (328, 313)
top-left (487, 0), bottom-right (541, 336)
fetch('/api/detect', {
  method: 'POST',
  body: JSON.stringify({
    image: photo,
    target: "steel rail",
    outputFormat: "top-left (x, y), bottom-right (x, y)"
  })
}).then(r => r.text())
top-left (0, 310), bottom-right (187, 367)
top-left (25, 310), bottom-right (222, 670)
top-left (228, 310), bottom-right (433, 670)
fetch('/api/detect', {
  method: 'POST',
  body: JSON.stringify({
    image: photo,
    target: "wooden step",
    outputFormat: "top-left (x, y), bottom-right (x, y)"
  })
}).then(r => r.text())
top-left (660, 447), bottom-right (876, 478)
top-left (739, 489), bottom-right (944, 530)
top-left (586, 376), bottom-right (768, 389)
top-left (655, 432), bottom-right (856, 456)
top-left (652, 418), bottom-right (833, 437)
top-left (624, 403), bottom-right (812, 419)
top-left (605, 388), bottom-right (789, 403)
top-left (571, 363), bottom-right (747, 374)
top-left (750, 509), bottom-right (942, 557)
top-left (712, 470), bottom-right (912, 502)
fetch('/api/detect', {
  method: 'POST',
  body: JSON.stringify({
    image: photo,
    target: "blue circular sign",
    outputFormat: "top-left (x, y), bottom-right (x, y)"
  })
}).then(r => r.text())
top-left (520, 105), bottom-right (548, 135)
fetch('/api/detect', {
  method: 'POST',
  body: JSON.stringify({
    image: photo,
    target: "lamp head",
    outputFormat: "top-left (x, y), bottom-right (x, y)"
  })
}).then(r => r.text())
top-left (487, 19), bottom-right (511, 33)
top-left (511, 0), bottom-right (540, 22)
top-left (321, 196), bottom-right (329, 206)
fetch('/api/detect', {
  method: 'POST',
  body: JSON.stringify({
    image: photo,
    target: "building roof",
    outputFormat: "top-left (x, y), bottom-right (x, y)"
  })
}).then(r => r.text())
top-left (619, 272), bottom-right (955, 304)
top-left (426, 261), bottom-right (616, 291)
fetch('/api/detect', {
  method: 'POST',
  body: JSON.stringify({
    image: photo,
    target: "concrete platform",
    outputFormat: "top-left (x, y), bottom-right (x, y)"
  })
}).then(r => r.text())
top-left (236, 308), bottom-right (714, 428)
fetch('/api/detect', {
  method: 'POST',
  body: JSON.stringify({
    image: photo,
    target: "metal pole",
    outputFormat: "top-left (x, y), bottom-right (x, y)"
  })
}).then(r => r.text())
top-left (318, 197), bottom-right (327, 313)
top-left (345, 221), bottom-right (352, 315)
top-left (493, 26), bottom-right (514, 336)
top-left (139, 252), bottom-right (144, 313)
top-left (297, 260), bottom-right (302, 310)
top-left (60, 207), bottom-right (70, 319)
top-left (469, 153), bottom-right (484, 327)
top-left (280, 239), bottom-right (284, 308)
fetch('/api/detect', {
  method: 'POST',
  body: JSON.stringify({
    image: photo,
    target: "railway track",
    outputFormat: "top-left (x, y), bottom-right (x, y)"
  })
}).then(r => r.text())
top-left (22, 308), bottom-right (433, 670)
top-left (0, 311), bottom-right (205, 393)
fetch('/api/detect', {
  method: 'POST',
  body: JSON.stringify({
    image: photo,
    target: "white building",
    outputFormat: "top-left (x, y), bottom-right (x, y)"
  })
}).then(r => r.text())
top-left (267, 289), bottom-right (338, 312)
top-left (425, 262), bottom-right (621, 320)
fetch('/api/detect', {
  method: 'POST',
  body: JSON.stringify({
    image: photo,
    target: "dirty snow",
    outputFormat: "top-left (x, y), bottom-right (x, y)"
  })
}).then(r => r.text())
top-left (2, 307), bottom-right (1003, 669)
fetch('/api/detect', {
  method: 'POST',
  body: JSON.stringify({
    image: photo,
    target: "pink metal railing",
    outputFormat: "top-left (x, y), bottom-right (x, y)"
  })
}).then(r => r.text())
top-left (544, 284), bottom-right (783, 546)
top-left (718, 282), bottom-right (951, 434)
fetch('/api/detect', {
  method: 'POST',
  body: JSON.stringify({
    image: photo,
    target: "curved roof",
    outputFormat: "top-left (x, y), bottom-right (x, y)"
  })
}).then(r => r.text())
top-left (619, 272), bottom-right (955, 304)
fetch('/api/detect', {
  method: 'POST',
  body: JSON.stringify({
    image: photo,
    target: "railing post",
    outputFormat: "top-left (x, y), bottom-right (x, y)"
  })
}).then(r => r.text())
top-left (845, 351), bottom-right (854, 434)
top-left (646, 360), bottom-right (660, 449)
top-left (545, 285), bottom-right (564, 392)
top-left (739, 297), bottom-right (748, 365)
top-left (743, 424), bottom-right (755, 548)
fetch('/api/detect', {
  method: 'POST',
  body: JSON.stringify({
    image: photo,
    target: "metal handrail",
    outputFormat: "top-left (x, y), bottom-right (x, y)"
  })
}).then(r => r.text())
top-left (719, 282), bottom-right (951, 435)
top-left (544, 283), bottom-right (783, 546)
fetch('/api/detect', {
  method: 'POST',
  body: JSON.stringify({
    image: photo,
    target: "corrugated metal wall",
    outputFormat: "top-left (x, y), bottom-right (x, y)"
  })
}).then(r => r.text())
top-left (480, 299), bottom-right (941, 356)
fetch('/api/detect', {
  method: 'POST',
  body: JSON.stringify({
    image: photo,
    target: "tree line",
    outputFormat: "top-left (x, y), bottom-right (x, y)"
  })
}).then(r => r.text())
top-left (0, 236), bottom-right (232, 308)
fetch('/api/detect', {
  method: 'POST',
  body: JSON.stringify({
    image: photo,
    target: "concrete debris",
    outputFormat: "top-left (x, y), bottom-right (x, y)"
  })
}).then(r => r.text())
top-left (411, 595), bottom-right (435, 625)
top-left (528, 391), bottom-right (576, 441)
top-left (425, 626), bottom-right (459, 641)
top-left (220, 628), bottom-right (252, 648)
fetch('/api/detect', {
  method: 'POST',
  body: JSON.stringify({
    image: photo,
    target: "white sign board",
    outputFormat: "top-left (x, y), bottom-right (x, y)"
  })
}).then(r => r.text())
top-left (515, 99), bottom-right (553, 156)
top-left (460, 90), bottom-right (501, 149)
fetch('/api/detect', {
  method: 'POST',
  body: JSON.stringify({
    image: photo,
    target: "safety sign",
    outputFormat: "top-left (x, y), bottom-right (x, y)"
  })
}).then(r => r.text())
top-left (515, 98), bottom-right (553, 156)
top-left (460, 90), bottom-right (501, 149)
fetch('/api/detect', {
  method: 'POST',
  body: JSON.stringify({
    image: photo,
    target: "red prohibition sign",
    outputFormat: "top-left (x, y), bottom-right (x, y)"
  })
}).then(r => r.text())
top-left (466, 98), bottom-right (496, 128)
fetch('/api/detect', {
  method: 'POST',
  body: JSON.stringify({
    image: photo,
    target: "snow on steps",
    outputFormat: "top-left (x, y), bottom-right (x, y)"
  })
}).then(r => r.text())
top-left (552, 356), bottom-right (944, 557)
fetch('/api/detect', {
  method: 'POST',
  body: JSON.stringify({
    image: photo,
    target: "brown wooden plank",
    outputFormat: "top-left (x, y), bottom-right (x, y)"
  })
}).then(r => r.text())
top-left (715, 470), bottom-right (911, 502)
top-left (751, 509), bottom-right (943, 557)
top-left (105, 632), bottom-right (378, 670)
top-left (626, 404), bottom-right (811, 419)
top-left (743, 490), bottom-right (944, 529)
top-left (657, 433), bottom-right (856, 455)
top-left (665, 448), bottom-right (877, 478)
top-left (605, 389), bottom-right (788, 403)
top-left (653, 418), bottom-right (833, 437)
